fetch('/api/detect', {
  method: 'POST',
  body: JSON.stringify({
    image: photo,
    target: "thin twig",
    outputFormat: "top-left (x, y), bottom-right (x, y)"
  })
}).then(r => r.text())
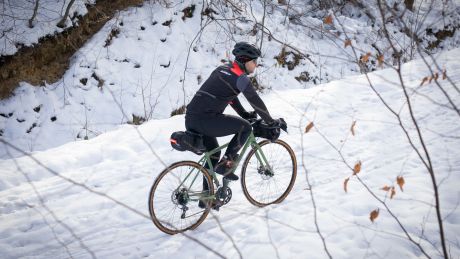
top-left (211, 212), bottom-right (243, 259)
top-left (5, 147), bottom-right (96, 259)
top-left (1, 139), bottom-right (225, 258)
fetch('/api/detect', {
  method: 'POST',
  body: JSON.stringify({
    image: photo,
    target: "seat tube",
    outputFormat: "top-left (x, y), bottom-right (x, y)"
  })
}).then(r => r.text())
top-left (201, 147), bottom-right (227, 188)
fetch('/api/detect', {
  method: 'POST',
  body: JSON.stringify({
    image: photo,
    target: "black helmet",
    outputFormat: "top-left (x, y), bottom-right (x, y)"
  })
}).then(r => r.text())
top-left (232, 42), bottom-right (261, 62)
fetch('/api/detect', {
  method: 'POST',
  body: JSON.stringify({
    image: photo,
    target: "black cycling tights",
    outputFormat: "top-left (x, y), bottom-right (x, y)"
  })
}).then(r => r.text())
top-left (185, 113), bottom-right (252, 170)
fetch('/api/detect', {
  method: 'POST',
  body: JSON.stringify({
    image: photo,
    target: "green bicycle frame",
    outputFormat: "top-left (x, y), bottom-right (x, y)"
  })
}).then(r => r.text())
top-left (176, 132), bottom-right (272, 201)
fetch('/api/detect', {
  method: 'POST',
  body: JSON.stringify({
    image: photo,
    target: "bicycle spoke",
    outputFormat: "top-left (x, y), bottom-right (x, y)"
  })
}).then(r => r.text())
top-left (241, 140), bottom-right (297, 206)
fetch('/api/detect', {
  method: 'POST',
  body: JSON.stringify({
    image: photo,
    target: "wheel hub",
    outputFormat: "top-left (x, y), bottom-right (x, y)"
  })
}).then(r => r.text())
top-left (172, 188), bottom-right (189, 206)
top-left (258, 165), bottom-right (274, 179)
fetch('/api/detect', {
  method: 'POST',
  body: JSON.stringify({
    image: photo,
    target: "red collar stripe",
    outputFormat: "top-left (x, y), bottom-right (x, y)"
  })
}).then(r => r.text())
top-left (230, 61), bottom-right (244, 76)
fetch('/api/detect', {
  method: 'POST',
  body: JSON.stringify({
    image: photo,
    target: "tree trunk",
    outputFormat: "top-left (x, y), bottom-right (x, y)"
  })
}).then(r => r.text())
top-left (57, 0), bottom-right (76, 28)
top-left (28, 0), bottom-right (40, 28)
top-left (404, 0), bottom-right (414, 11)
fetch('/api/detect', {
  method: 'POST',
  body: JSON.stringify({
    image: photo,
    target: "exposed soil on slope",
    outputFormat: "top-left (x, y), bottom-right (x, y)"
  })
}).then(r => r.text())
top-left (0, 0), bottom-right (143, 99)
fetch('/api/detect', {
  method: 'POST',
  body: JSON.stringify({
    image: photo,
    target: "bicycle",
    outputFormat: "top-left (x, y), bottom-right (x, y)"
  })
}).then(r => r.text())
top-left (148, 119), bottom-right (297, 235)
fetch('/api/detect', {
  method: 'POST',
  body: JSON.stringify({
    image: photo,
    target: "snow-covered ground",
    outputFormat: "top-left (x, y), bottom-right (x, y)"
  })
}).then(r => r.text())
top-left (1, 0), bottom-right (460, 258)
top-left (0, 47), bottom-right (459, 258)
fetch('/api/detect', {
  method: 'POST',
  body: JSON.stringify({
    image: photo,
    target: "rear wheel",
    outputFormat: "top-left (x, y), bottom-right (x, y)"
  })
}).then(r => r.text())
top-left (148, 161), bottom-right (214, 234)
top-left (241, 139), bottom-right (297, 207)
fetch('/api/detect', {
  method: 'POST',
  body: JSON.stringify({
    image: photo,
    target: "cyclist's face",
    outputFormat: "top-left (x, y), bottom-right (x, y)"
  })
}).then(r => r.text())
top-left (245, 59), bottom-right (257, 74)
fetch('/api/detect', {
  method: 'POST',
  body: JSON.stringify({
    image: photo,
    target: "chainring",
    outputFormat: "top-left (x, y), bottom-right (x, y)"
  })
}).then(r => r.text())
top-left (216, 186), bottom-right (232, 205)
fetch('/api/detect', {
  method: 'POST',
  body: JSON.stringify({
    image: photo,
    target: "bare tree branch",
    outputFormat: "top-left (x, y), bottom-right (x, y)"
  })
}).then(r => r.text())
top-left (375, 1), bottom-right (448, 257)
top-left (299, 108), bottom-right (333, 259)
top-left (5, 146), bottom-right (96, 259)
top-left (1, 138), bottom-right (226, 258)
top-left (211, 212), bottom-right (243, 259)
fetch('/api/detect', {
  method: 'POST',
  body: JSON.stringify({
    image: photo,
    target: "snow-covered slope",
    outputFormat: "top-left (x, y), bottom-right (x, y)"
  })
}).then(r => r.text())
top-left (0, 0), bottom-right (93, 56)
top-left (0, 48), bottom-right (459, 258)
top-left (2, 0), bottom-right (460, 159)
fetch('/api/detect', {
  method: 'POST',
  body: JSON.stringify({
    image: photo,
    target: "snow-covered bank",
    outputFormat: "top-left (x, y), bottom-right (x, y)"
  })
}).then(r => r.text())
top-left (0, 0), bottom-right (93, 56)
top-left (2, 0), bottom-right (460, 159)
top-left (1, 48), bottom-right (459, 258)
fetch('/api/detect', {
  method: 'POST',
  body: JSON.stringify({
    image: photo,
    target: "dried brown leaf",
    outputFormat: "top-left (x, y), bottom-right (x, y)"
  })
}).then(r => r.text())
top-left (381, 185), bottom-right (391, 192)
top-left (361, 52), bottom-right (371, 63)
top-left (344, 177), bottom-right (350, 193)
top-left (353, 161), bottom-right (362, 175)
top-left (442, 69), bottom-right (447, 80)
top-left (350, 120), bottom-right (357, 136)
top-left (428, 76), bottom-right (433, 84)
top-left (390, 186), bottom-right (396, 199)
top-left (370, 208), bottom-right (379, 223)
top-left (305, 122), bottom-right (314, 133)
top-left (397, 176), bottom-right (405, 191)
top-left (420, 76), bottom-right (428, 86)
top-left (324, 14), bottom-right (333, 25)
top-left (344, 39), bottom-right (352, 48)
top-left (434, 72), bottom-right (439, 81)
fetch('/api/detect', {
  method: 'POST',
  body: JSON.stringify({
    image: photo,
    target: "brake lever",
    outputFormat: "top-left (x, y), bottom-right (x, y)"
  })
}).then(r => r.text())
top-left (247, 118), bottom-right (259, 124)
top-left (279, 118), bottom-right (288, 133)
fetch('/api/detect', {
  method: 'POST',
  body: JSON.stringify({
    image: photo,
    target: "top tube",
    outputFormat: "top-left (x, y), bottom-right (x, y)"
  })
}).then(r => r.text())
top-left (204, 132), bottom-right (256, 157)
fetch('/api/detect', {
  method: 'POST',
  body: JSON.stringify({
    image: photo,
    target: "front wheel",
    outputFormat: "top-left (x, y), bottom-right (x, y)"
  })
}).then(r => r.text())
top-left (241, 139), bottom-right (297, 207)
top-left (148, 161), bottom-right (214, 234)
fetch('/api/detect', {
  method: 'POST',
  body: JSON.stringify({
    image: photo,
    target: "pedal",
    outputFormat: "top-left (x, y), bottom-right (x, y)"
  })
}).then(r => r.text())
top-left (212, 200), bottom-right (223, 211)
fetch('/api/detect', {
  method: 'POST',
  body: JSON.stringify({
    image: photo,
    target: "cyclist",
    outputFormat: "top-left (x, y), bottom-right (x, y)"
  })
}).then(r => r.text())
top-left (185, 42), bottom-right (283, 206)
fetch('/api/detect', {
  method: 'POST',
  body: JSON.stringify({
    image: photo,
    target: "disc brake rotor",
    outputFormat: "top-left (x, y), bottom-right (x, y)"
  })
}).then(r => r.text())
top-left (258, 165), bottom-right (274, 180)
top-left (171, 188), bottom-right (189, 206)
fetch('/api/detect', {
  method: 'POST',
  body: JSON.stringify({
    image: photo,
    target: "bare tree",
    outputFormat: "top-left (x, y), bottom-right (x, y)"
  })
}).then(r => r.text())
top-left (28, 0), bottom-right (40, 28)
top-left (57, 0), bottom-right (76, 28)
top-left (404, 0), bottom-right (414, 11)
top-left (322, 0), bottom-right (456, 257)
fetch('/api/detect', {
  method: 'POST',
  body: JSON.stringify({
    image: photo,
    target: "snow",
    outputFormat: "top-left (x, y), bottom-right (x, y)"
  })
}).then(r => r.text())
top-left (1, 46), bottom-right (460, 258)
top-left (1, 0), bottom-right (460, 258)
top-left (1, 0), bottom-right (460, 158)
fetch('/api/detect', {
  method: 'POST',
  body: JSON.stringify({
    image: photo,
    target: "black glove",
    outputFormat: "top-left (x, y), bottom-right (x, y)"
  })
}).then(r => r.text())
top-left (241, 111), bottom-right (258, 120)
top-left (270, 118), bottom-right (288, 132)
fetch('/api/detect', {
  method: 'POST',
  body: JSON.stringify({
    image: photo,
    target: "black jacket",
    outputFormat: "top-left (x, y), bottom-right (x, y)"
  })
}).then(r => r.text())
top-left (186, 61), bottom-right (273, 123)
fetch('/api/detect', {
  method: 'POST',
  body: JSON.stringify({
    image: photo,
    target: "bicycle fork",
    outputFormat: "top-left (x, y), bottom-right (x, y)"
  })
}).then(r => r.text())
top-left (251, 141), bottom-right (275, 176)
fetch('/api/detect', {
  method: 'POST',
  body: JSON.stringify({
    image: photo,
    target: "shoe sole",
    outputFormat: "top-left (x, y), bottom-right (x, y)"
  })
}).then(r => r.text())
top-left (223, 176), bottom-right (238, 181)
